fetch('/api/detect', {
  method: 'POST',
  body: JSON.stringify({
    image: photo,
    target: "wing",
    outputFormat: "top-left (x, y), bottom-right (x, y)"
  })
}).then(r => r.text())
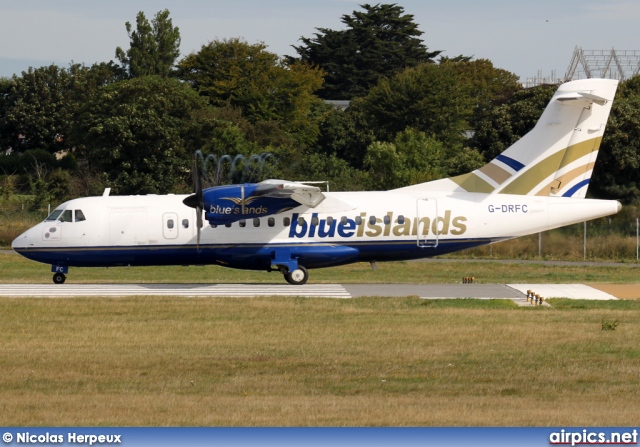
top-left (253, 179), bottom-right (326, 208)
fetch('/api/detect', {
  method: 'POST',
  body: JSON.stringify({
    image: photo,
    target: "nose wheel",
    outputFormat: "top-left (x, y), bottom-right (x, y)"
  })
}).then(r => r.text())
top-left (53, 273), bottom-right (66, 284)
top-left (284, 266), bottom-right (308, 285)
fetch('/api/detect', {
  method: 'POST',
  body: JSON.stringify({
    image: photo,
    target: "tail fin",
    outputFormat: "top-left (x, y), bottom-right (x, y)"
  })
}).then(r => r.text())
top-left (400, 78), bottom-right (619, 198)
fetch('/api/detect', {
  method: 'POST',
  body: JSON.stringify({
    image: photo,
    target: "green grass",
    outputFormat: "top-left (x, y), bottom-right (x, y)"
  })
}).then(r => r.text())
top-left (3, 251), bottom-right (640, 426)
top-left (1, 296), bottom-right (639, 426)
top-left (2, 251), bottom-right (640, 284)
top-left (548, 299), bottom-right (640, 310)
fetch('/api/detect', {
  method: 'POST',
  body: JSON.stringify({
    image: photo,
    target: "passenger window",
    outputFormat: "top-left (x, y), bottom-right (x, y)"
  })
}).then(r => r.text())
top-left (253, 218), bottom-right (260, 227)
top-left (311, 216), bottom-right (319, 226)
top-left (167, 219), bottom-right (174, 229)
top-left (355, 216), bottom-right (362, 225)
top-left (268, 217), bottom-right (275, 227)
top-left (397, 215), bottom-right (405, 224)
top-left (327, 217), bottom-right (334, 225)
top-left (75, 210), bottom-right (86, 222)
top-left (239, 220), bottom-right (246, 228)
top-left (182, 219), bottom-right (189, 229)
top-left (383, 215), bottom-right (390, 225)
top-left (225, 223), bottom-right (232, 228)
top-left (298, 217), bottom-right (306, 226)
top-left (283, 217), bottom-right (291, 226)
top-left (369, 216), bottom-right (376, 225)
top-left (60, 210), bottom-right (72, 222)
top-left (340, 216), bottom-right (348, 224)
top-left (210, 224), bottom-right (217, 228)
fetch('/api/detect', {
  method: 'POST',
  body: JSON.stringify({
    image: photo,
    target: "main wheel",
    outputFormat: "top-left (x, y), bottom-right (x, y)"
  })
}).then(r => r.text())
top-left (53, 273), bottom-right (66, 284)
top-left (284, 266), bottom-right (308, 285)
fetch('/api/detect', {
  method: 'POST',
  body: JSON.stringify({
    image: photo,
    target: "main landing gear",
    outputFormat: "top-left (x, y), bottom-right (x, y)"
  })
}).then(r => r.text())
top-left (272, 248), bottom-right (308, 285)
top-left (284, 265), bottom-right (309, 285)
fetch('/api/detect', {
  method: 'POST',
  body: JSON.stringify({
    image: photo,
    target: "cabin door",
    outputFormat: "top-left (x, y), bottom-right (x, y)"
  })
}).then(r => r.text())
top-left (162, 213), bottom-right (179, 239)
top-left (415, 198), bottom-right (438, 248)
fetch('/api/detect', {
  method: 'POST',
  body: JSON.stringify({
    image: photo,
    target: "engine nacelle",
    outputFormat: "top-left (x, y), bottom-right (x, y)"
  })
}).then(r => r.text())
top-left (202, 184), bottom-right (300, 225)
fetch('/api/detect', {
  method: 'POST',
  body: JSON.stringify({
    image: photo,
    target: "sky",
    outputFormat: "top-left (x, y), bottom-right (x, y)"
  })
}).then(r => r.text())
top-left (1, 0), bottom-right (639, 83)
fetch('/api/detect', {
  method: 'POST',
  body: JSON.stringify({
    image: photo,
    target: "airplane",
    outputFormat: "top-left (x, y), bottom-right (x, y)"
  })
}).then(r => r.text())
top-left (12, 78), bottom-right (621, 285)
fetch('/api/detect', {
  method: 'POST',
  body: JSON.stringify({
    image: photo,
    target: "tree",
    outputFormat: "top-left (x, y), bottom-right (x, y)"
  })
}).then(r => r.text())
top-left (471, 84), bottom-right (556, 160)
top-left (3, 65), bottom-right (75, 154)
top-left (177, 38), bottom-right (324, 147)
top-left (72, 76), bottom-right (214, 194)
top-left (441, 58), bottom-right (521, 126)
top-left (0, 77), bottom-right (14, 152)
top-left (591, 76), bottom-right (640, 202)
top-left (355, 62), bottom-right (475, 145)
top-left (2, 63), bottom-right (126, 157)
top-left (364, 127), bottom-right (483, 190)
top-left (292, 3), bottom-right (440, 99)
top-left (312, 102), bottom-right (374, 169)
top-left (115, 9), bottom-right (181, 78)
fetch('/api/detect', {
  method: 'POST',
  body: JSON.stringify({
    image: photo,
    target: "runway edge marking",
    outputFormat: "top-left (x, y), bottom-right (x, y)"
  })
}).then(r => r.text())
top-left (0, 284), bottom-right (351, 298)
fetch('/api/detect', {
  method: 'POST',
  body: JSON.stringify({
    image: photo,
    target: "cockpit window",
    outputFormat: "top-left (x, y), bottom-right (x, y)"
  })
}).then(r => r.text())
top-left (45, 209), bottom-right (63, 221)
top-left (59, 210), bottom-right (73, 222)
top-left (45, 209), bottom-right (85, 223)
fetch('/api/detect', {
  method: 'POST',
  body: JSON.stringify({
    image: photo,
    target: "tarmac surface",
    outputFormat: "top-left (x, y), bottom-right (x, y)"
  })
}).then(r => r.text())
top-left (0, 282), bottom-right (634, 305)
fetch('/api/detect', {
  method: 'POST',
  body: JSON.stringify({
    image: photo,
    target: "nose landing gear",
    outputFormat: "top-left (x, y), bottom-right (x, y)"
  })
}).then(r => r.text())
top-left (53, 273), bottom-right (66, 284)
top-left (51, 265), bottom-right (68, 284)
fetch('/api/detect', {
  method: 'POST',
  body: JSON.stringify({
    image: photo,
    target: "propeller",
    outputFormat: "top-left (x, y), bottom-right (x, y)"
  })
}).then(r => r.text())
top-left (183, 155), bottom-right (204, 251)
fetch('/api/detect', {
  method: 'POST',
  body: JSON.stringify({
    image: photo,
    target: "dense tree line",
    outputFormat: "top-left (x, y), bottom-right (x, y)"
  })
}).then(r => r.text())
top-left (1, 4), bottom-right (640, 211)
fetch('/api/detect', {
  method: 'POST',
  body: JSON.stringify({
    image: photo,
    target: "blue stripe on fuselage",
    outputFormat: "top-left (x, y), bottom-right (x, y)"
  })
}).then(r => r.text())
top-left (12, 238), bottom-right (501, 271)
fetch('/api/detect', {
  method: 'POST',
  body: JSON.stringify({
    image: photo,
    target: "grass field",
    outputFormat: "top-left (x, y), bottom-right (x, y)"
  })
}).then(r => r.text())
top-left (1, 297), bottom-right (639, 426)
top-left (2, 252), bottom-right (640, 426)
top-left (2, 251), bottom-right (640, 285)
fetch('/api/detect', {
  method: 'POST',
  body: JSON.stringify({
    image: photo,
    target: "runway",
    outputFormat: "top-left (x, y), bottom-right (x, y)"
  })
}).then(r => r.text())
top-left (0, 283), bottom-right (621, 302)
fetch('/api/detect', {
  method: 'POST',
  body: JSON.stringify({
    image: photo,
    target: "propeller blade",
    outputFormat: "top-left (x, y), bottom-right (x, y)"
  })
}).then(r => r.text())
top-left (183, 155), bottom-right (205, 252)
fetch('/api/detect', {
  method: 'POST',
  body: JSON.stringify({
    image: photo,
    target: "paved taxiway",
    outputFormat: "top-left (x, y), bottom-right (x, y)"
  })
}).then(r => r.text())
top-left (0, 283), bottom-right (622, 303)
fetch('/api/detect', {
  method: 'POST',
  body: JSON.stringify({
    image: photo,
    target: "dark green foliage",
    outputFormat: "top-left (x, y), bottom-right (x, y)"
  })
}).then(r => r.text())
top-left (72, 76), bottom-right (213, 194)
top-left (3, 65), bottom-right (74, 154)
top-left (115, 9), bottom-right (181, 78)
top-left (292, 3), bottom-right (440, 100)
top-left (442, 58), bottom-right (522, 127)
top-left (363, 128), bottom-right (483, 190)
top-left (2, 6), bottom-right (640, 203)
top-left (301, 152), bottom-right (370, 191)
top-left (177, 38), bottom-right (324, 148)
top-left (472, 84), bottom-right (556, 160)
top-left (312, 103), bottom-right (374, 169)
top-left (590, 76), bottom-right (640, 202)
top-left (356, 62), bottom-right (476, 144)
top-left (0, 150), bottom-right (57, 180)
top-left (0, 77), bottom-right (14, 150)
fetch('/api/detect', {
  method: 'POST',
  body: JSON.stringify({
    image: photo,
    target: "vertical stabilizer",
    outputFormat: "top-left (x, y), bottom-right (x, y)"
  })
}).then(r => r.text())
top-left (398, 78), bottom-right (618, 198)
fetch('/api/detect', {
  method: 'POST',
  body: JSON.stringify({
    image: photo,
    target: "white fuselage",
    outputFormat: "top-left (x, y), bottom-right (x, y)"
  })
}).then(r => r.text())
top-left (12, 190), bottom-right (621, 272)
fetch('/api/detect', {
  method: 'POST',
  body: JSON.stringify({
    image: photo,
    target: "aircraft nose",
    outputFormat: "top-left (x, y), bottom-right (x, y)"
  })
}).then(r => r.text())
top-left (11, 224), bottom-right (38, 251)
top-left (11, 230), bottom-right (28, 251)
